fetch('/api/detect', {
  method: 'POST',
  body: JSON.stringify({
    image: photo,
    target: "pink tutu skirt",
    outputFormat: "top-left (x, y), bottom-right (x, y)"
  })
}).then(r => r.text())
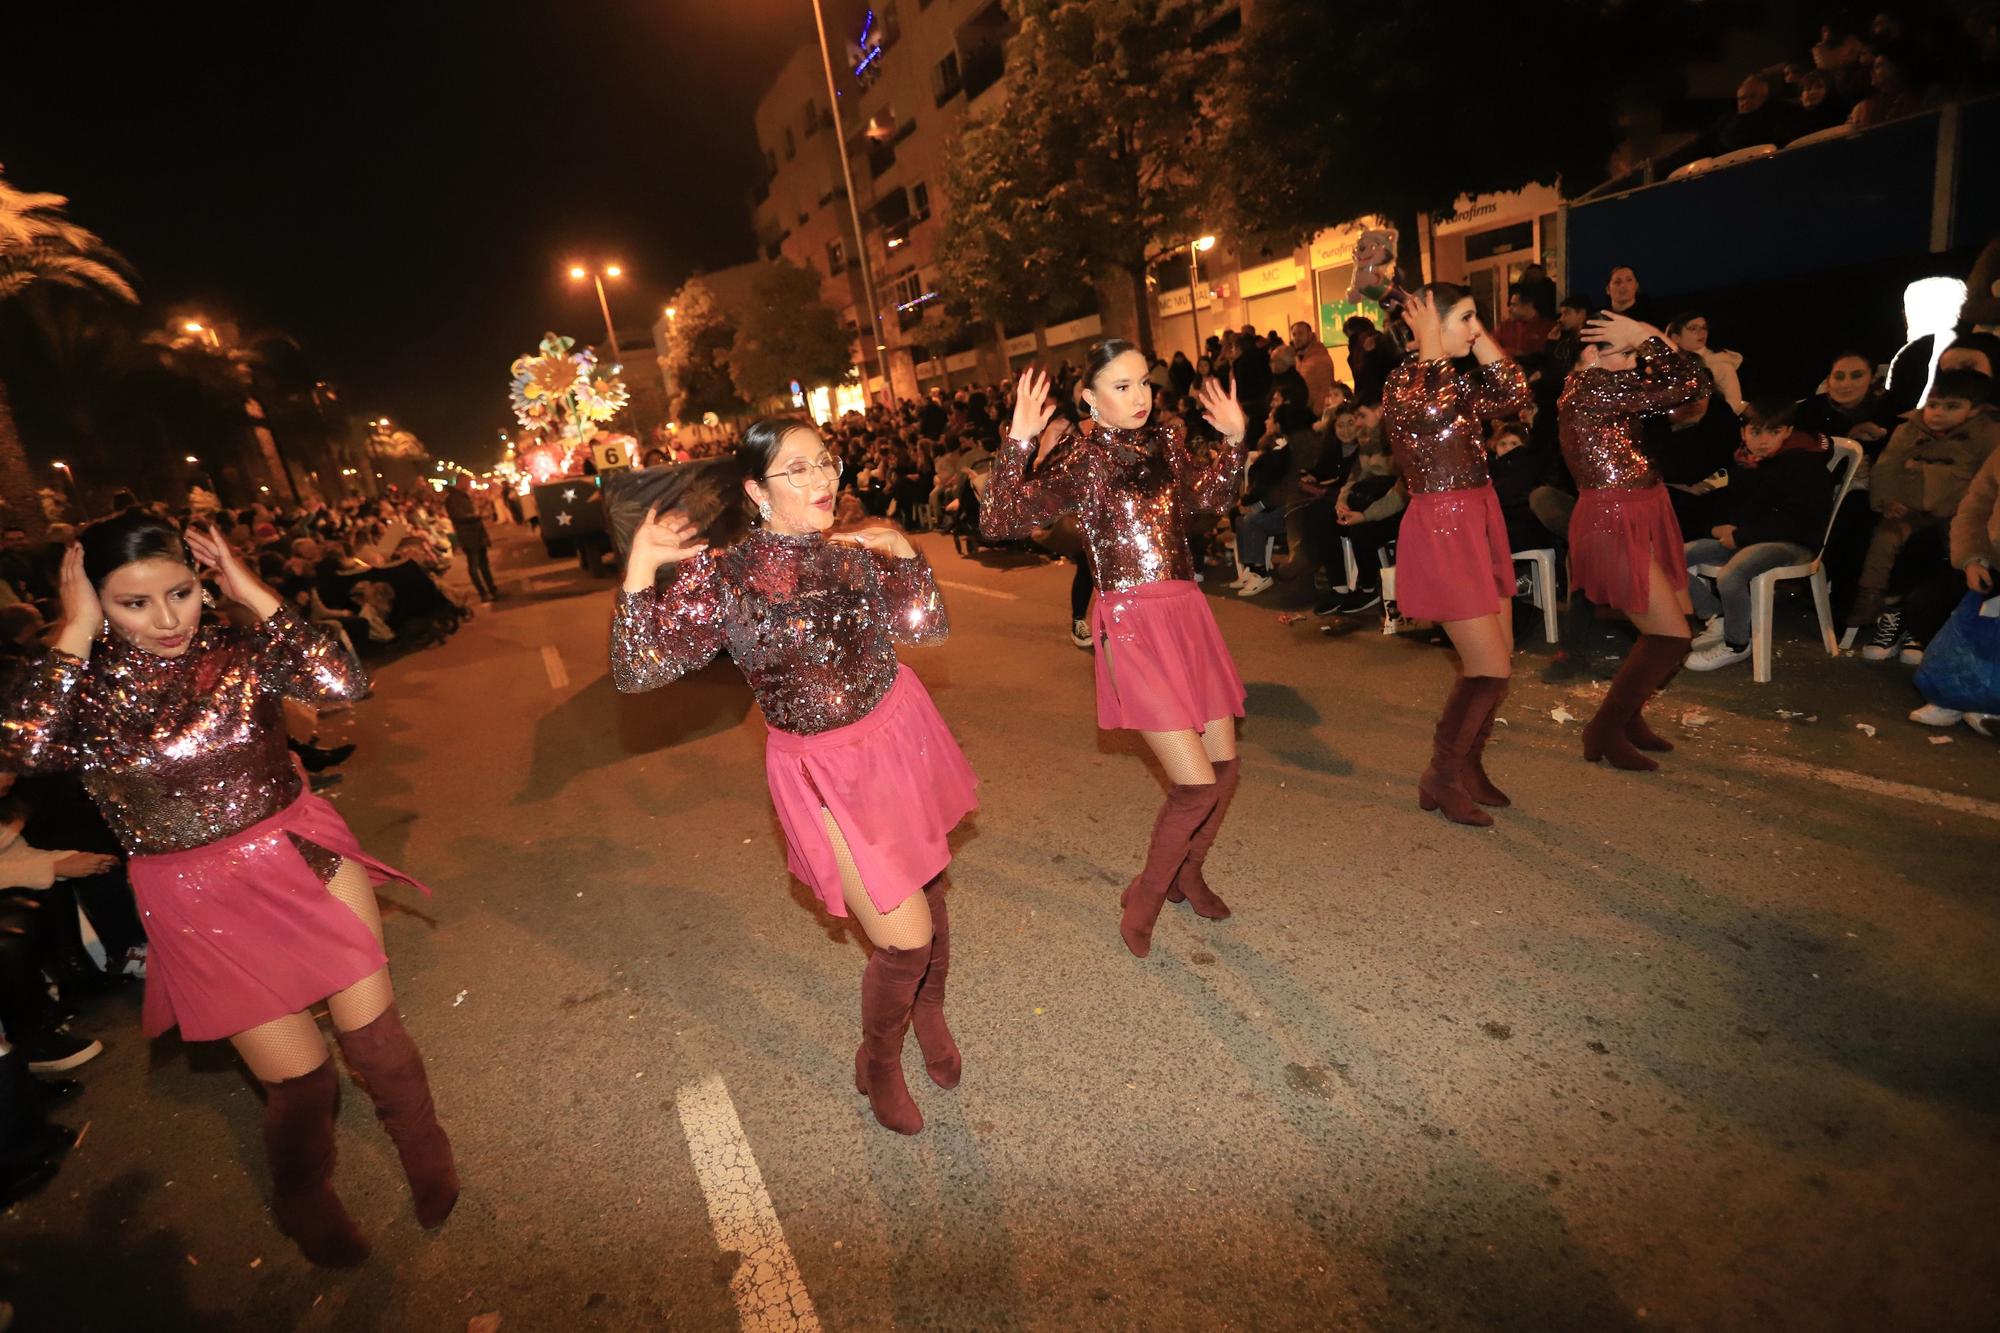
top-left (1569, 484), bottom-right (1692, 615)
top-left (1091, 579), bottom-right (1247, 732)
top-left (764, 664), bottom-right (978, 918)
top-left (1395, 485), bottom-right (1515, 622)
top-left (128, 788), bottom-right (430, 1041)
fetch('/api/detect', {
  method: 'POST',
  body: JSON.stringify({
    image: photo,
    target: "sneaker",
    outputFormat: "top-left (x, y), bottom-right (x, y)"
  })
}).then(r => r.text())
top-left (1859, 609), bottom-right (1905, 661)
top-left (1313, 590), bottom-right (1347, 617)
top-left (1069, 618), bottom-right (1092, 650)
top-left (1898, 640), bottom-right (1925, 666)
top-left (1336, 588), bottom-right (1383, 614)
top-left (1237, 573), bottom-right (1275, 597)
top-left (1967, 713), bottom-right (1995, 738)
top-left (1685, 640), bottom-right (1751, 672)
top-left (21, 1030), bottom-right (103, 1075)
top-left (1910, 702), bottom-right (1964, 727)
top-left (121, 945), bottom-right (147, 980)
top-left (1689, 615), bottom-right (1725, 650)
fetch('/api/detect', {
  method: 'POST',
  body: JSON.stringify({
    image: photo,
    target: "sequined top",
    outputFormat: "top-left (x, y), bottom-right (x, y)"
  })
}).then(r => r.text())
top-left (1557, 338), bottom-right (1708, 490)
top-left (981, 419), bottom-right (1243, 591)
top-left (0, 605), bottom-right (370, 856)
top-left (609, 526), bottom-right (947, 736)
top-left (1381, 358), bottom-right (1532, 494)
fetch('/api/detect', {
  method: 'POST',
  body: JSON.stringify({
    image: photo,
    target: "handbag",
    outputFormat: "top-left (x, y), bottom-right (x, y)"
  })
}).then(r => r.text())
top-left (1912, 591), bottom-right (2000, 713)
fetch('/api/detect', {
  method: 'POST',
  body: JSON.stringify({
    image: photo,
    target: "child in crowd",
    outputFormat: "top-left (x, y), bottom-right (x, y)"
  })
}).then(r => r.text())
top-left (1682, 398), bottom-right (1837, 671)
top-left (1487, 423), bottom-right (1557, 553)
top-left (1851, 369), bottom-right (2000, 659)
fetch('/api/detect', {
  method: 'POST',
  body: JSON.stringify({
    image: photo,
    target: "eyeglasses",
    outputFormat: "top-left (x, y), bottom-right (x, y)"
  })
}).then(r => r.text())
top-left (763, 455), bottom-right (844, 488)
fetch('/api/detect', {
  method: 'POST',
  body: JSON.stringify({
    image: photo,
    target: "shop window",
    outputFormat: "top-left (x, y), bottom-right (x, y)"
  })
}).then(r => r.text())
top-left (1464, 221), bottom-right (1533, 263)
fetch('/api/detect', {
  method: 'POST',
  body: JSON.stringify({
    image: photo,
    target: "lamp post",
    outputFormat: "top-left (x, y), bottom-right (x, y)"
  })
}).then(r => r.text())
top-left (568, 263), bottom-right (626, 368)
top-left (181, 320), bottom-right (221, 350)
top-left (50, 461), bottom-right (82, 517)
top-left (1187, 235), bottom-right (1217, 351)
top-left (808, 0), bottom-right (891, 407)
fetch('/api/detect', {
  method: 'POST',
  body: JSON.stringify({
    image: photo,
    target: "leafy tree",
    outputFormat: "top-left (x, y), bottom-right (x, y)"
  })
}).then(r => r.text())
top-left (935, 0), bottom-right (1217, 354)
top-left (0, 166), bottom-right (136, 539)
top-left (727, 260), bottom-right (854, 408)
top-left (1217, 0), bottom-right (1724, 278)
top-left (661, 276), bottom-right (748, 422)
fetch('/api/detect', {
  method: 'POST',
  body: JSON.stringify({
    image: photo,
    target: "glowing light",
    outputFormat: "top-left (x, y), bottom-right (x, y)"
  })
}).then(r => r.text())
top-left (605, 264), bottom-right (623, 279)
top-left (664, 306), bottom-right (677, 320)
top-left (569, 265), bottom-right (587, 280)
top-left (51, 461), bottom-right (69, 471)
top-left (184, 454), bottom-right (200, 463)
top-left (1894, 277), bottom-right (1968, 406)
top-left (1195, 235), bottom-right (1217, 252)
top-left (182, 321), bottom-right (205, 333)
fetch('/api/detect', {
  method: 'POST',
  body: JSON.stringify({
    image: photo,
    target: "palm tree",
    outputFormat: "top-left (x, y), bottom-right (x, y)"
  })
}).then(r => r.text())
top-left (0, 164), bottom-right (137, 540)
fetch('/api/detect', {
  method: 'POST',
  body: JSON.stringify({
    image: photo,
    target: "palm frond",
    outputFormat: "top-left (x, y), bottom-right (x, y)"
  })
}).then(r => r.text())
top-left (0, 246), bottom-right (139, 303)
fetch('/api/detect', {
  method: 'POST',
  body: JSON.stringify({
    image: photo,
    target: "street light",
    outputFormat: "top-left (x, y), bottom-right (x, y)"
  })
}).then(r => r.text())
top-left (181, 320), bottom-right (221, 349)
top-left (184, 454), bottom-right (200, 464)
top-left (663, 306), bottom-right (677, 321)
top-left (567, 262), bottom-right (627, 369)
top-left (808, 0), bottom-right (890, 407)
top-left (1187, 235), bottom-right (1217, 350)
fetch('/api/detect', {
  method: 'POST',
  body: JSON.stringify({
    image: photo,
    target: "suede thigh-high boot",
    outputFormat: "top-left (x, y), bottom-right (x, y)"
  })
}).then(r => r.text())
top-left (334, 1008), bottom-right (460, 1229)
top-left (1417, 676), bottom-right (1494, 827)
top-left (1120, 783), bottom-right (1218, 957)
top-left (1167, 758), bottom-right (1239, 919)
top-left (1459, 677), bottom-right (1512, 807)
top-left (1582, 634), bottom-right (1689, 771)
top-left (855, 941), bottom-right (932, 1134)
top-left (262, 1059), bottom-right (369, 1268)
top-left (910, 880), bottom-right (960, 1089)
top-left (1625, 659), bottom-right (1681, 752)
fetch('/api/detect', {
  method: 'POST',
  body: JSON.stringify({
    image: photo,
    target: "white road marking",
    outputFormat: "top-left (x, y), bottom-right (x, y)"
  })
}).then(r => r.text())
top-left (540, 644), bottom-right (569, 690)
top-left (674, 1074), bottom-right (820, 1332)
top-left (1741, 752), bottom-right (2000, 822)
top-left (936, 578), bottom-right (1020, 602)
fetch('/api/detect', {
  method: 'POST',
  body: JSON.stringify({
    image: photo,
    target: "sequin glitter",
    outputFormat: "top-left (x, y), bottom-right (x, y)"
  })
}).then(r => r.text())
top-left (609, 526), bottom-right (947, 735)
top-left (1558, 337), bottom-right (1709, 489)
top-left (1382, 358), bottom-right (1531, 493)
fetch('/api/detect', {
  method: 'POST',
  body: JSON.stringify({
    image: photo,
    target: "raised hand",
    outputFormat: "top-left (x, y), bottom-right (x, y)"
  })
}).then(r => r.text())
top-left (624, 504), bottom-right (709, 593)
top-left (185, 524), bottom-right (270, 612)
top-left (832, 524), bottom-right (917, 560)
top-left (1010, 367), bottom-right (1058, 448)
top-left (1582, 311), bottom-right (1661, 353)
top-left (58, 543), bottom-right (100, 632)
top-left (1194, 376), bottom-right (1247, 444)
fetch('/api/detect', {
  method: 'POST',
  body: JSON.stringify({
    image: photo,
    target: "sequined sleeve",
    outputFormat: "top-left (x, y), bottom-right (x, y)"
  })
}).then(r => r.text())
top-left (0, 651), bottom-right (87, 772)
top-left (1572, 338), bottom-right (1707, 417)
top-left (251, 603), bottom-right (371, 704)
top-left (1461, 358), bottom-right (1532, 420)
top-left (980, 435), bottom-right (1090, 538)
top-left (1167, 420), bottom-right (1244, 513)
top-left (609, 554), bottom-right (730, 693)
top-left (871, 550), bottom-right (949, 646)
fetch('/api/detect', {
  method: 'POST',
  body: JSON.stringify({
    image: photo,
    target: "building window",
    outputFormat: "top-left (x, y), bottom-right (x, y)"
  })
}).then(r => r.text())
top-left (912, 182), bottom-right (931, 222)
top-left (783, 127), bottom-right (796, 161)
top-left (826, 238), bottom-right (847, 276)
top-left (932, 51), bottom-right (961, 105)
top-left (891, 270), bottom-right (926, 308)
top-left (804, 98), bottom-right (822, 136)
top-left (764, 148), bottom-right (779, 178)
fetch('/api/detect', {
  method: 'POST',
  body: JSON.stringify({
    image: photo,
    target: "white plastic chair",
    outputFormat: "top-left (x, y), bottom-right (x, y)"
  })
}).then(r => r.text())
top-left (1376, 548), bottom-right (1558, 640)
top-left (1667, 156), bottom-right (1714, 181)
top-left (1708, 144), bottom-right (1777, 170)
top-left (1784, 124), bottom-right (1854, 150)
top-left (1691, 437), bottom-right (1863, 683)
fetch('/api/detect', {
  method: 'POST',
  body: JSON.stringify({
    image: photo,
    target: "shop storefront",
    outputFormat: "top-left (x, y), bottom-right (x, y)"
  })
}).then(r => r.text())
top-left (1424, 184), bottom-right (1562, 325)
top-left (1239, 257), bottom-right (1307, 342)
top-left (1308, 221), bottom-right (1390, 387)
top-left (1154, 285), bottom-right (1217, 364)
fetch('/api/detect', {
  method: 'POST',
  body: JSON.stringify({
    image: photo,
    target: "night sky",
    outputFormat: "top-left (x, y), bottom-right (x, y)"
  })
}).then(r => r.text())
top-left (1, 1), bottom-right (821, 467)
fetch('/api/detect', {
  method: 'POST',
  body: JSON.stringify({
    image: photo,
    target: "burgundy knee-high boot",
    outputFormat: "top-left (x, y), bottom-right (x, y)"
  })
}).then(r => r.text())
top-left (910, 881), bottom-right (961, 1089)
top-left (1583, 635), bottom-right (1688, 772)
top-left (855, 941), bottom-right (932, 1134)
top-left (1167, 759), bottom-right (1239, 919)
top-left (262, 1059), bottom-right (369, 1268)
top-left (334, 1008), bottom-right (459, 1229)
top-left (1625, 661), bottom-right (1681, 752)
top-left (1120, 784), bottom-right (1218, 957)
top-left (1459, 677), bottom-right (1512, 807)
top-left (1417, 676), bottom-right (1494, 827)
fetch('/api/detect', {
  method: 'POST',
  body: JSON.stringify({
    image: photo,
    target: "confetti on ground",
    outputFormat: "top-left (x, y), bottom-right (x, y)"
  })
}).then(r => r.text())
top-left (1929, 735), bottom-right (1954, 744)
top-left (1856, 723), bottom-right (1878, 737)
top-left (1276, 612), bottom-right (1307, 625)
top-left (452, 989), bottom-right (469, 1007)
top-left (249, 1258), bottom-right (262, 1269)
top-left (468, 1317), bottom-right (503, 1333)
top-left (1550, 706), bottom-right (1577, 724)
top-left (1680, 711), bottom-right (1715, 728)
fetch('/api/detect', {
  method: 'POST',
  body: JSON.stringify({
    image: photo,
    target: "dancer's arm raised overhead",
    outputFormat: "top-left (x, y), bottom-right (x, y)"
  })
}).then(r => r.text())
top-left (1176, 377), bottom-right (1250, 512)
top-left (982, 366), bottom-right (1088, 537)
top-left (609, 504), bottom-right (728, 692)
top-left (1569, 313), bottom-right (1708, 417)
top-left (187, 524), bottom-right (369, 705)
top-left (837, 525), bottom-right (949, 646)
top-left (0, 543), bottom-right (94, 771)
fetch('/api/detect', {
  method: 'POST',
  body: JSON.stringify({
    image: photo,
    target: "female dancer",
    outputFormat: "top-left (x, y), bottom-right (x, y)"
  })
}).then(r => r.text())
top-left (1380, 284), bottom-right (1532, 827)
top-left (0, 512), bottom-right (453, 1267)
top-left (610, 418), bottom-right (976, 1136)
top-left (982, 340), bottom-right (1249, 958)
top-left (1557, 310), bottom-right (1708, 769)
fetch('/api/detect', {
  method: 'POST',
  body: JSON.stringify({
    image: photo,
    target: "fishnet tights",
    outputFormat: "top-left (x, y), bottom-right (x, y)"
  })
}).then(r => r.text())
top-left (229, 858), bottom-right (397, 1082)
top-left (820, 808), bottom-right (934, 950)
top-left (1139, 714), bottom-right (1237, 786)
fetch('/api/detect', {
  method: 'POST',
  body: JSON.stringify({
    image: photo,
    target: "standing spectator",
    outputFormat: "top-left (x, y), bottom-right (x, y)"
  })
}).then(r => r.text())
top-left (445, 476), bottom-right (499, 601)
top-left (918, 390), bottom-right (949, 440)
top-left (1515, 263), bottom-right (1558, 319)
top-left (1546, 294), bottom-right (1594, 375)
top-left (1495, 290), bottom-right (1556, 360)
top-left (1168, 350), bottom-right (1196, 399)
top-left (1289, 321), bottom-right (1337, 412)
top-left (1232, 324), bottom-right (1273, 443)
top-left (1668, 311), bottom-right (1746, 414)
top-left (1344, 316), bottom-right (1399, 406)
top-left (1604, 264), bottom-right (1660, 327)
top-left (1682, 400), bottom-right (1837, 671)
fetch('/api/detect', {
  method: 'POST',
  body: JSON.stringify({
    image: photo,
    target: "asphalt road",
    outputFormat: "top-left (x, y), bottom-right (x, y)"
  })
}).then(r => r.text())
top-left (4, 524), bottom-right (1996, 1333)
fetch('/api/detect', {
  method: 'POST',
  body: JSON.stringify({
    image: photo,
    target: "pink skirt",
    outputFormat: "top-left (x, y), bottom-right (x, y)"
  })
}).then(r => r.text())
top-left (764, 665), bottom-right (978, 918)
top-left (1091, 579), bottom-right (1247, 732)
top-left (1569, 484), bottom-right (1692, 615)
top-left (128, 788), bottom-right (430, 1041)
top-left (1395, 485), bottom-right (1515, 622)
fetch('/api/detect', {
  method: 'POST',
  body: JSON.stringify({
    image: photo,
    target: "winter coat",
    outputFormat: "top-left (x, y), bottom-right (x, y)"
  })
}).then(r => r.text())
top-left (1871, 415), bottom-right (2000, 517)
top-left (1696, 347), bottom-right (1745, 414)
top-left (1722, 436), bottom-right (1836, 549)
top-left (1950, 445), bottom-right (2000, 569)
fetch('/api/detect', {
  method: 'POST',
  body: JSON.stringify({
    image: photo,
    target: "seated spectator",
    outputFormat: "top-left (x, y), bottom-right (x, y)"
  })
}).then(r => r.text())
top-left (1233, 402), bottom-right (1317, 596)
top-left (1319, 432), bottom-right (1406, 615)
top-left (1495, 290), bottom-right (1555, 360)
top-left (1908, 439), bottom-right (2000, 726)
top-left (1682, 399), bottom-right (1837, 671)
top-left (1716, 73), bottom-right (1786, 153)
top-left (1668, 311), bottom-right (1746, 414)
top-left (0, 771), bottom-right (114, 1076)
top-left (1794, 350), bottom-right (1894, 451)
top-left (1653, 382), bottom-right (1744, 533)
top-left (1487, 425), bottom-right (1559, 552)
top-left (1852, 368), bottom-right (2000, 658)
top-left (1849, 53), bottom-right (1922, 127)
top-left (1787, 70), bottom-right (1848, 137)
top-left (1546, 294), bottom-right (1594, 376)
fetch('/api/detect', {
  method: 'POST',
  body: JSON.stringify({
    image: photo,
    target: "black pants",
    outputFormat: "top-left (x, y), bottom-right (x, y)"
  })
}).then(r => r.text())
top-left (463, 543), bottom-right (497, 598)
top-left (0, 912), bottom-right (59, 1041)
top-left (1327, 512), bottom-right (1403, 588)
top-left (1070, 556), bottom-right (1094, 621)
top-left (1900, 564), bottom-right (1968, 647)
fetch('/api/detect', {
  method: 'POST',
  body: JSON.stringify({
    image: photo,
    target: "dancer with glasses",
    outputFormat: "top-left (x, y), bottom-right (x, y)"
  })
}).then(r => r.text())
top-left (983, 342), bottom-right (1249, 959)
top-left (611, 418), bottom-right (976, 1135)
